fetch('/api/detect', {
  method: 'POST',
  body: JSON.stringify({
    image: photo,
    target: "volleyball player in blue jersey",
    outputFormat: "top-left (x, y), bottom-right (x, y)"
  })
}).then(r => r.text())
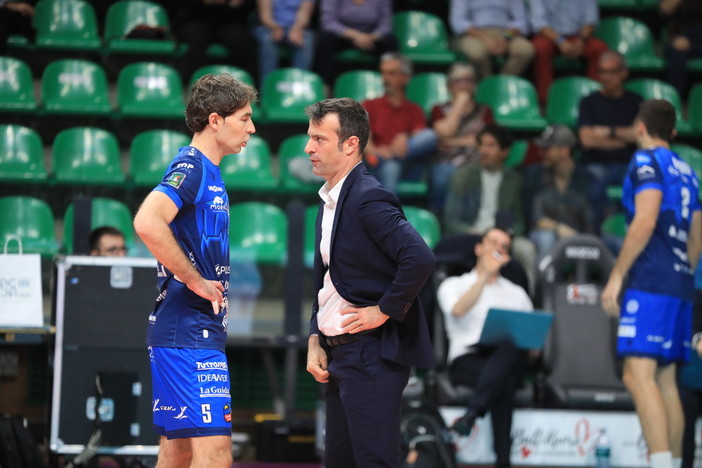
top-left (134, 74), bottom-right (257, 468)
top-left (602, 99), bottom-right (702, 468)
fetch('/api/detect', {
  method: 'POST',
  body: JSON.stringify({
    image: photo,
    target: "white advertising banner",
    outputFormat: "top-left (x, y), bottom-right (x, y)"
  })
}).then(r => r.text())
top-left (441, 407), bottom-right (702, 467)
top-left (0, 253), bottom-right (44, 327)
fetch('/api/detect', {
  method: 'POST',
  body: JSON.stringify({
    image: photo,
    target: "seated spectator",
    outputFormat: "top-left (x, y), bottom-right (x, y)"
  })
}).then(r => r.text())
top-left (89, 226), bottom-right (127, 257)
top-left (448, 0), bottom-right (534, 79)
top-left (315, 0), bottom-right (397, 90)
top-left (429, 62), bottom-right (493, 216)
top-left (363, 52), bottom-right (437, 194)
top-left (253, 0), bottom-right (316, 85)
top-left (529, 0), bottom-right (608, 104)
top-left (662, 0), bottom-right (702, 99)
top-left (0, 0), bottom-right (34, 54)
top-left (577, 51), bottom-right (642, 225)
top-left (174, 0), bottom-right (256, 83)
top-left (527, 125), bottom-right (595, 259)
top-left (444, 124), bottom-right (536, 293)
top-left (437, 227), bottom-right (533, 468)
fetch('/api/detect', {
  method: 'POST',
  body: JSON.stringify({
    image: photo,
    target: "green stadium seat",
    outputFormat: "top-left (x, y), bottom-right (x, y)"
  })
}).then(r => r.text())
top-left (624, 78), bottom-right (692, 135)
top-left (595, 17), bottom-right (664, 72)
top-left (506, 139), bottom-right (528, 168)
top-left (0, 196), bottom-right (57, 255)
top-left (406, 72), bottom-right (449, 118)
top-left (129, 129), bottom-right (190, 187)
top-left (63, 197), bottom-right (135, 254)
top-left (40, 59), bottom-right (111, 116)
top-left (51, 127), bottom-right (125, 184)
top-left (476, 75), bottom-right (547, 132)
top-left (278, 134), bottom-right (322, 194)
top-left (600, 212), bottom-right (626, 238)
top-left (104, 0), bottom-right (177, 55)
top-left (0, 125), bottom-right (46, 182)
top-left (260, 68), bottom-right (325, 124)
top-left (597, 0), bottom-right (637, 9)
top-left (403, 205), bottom-right (441, 249)
top-left (219, 135), bottom-right (279, 192)
top-left (116, 62), bottom-right (185, 119)
top-left (33, 0), bottom-right (101, 52)
top-left (335, 48), bottom-right (375, 65)
top-left (546, 77), bottom-right (601, 128)
top-left (393, 11), bottom-right (456, 65)
top-left (230, 202), bottom-right (288, 265)
top-left (333, 70), bottom-right (383, 102)
top-left (688, 84), bottom-right (702, 135)
top-left (0, 56), bottom-right (36, 113)
top-left (672, 144), bottom-right (702, 188)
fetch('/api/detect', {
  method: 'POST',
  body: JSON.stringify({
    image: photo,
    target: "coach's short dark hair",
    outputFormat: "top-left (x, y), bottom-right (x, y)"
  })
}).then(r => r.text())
top-left (637, 99), bottom-right (676, 142)
top-left (305, 98), bottom-right (370, 153)
top-left (185, 73), bottom-right (257, 133)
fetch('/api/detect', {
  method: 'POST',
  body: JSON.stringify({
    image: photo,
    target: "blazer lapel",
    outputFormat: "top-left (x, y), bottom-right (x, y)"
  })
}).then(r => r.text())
top-left (329, 164), bottom-right (362, 252)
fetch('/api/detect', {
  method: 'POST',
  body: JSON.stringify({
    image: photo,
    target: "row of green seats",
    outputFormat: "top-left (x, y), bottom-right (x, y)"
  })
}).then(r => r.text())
top-left (0, 196), bottom-right (441, 265)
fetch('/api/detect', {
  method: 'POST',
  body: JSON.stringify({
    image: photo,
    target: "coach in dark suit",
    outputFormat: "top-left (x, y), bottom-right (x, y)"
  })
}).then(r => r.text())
top-left (304, 97), bottom-right (436, 468)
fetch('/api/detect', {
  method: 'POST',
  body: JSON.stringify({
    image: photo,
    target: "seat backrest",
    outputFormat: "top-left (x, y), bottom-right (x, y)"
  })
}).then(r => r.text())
top-left (0, 196), bottom-right (56, 254)
top-left (625, 78), bottom-right (685, 126)
top-left (219, 135), bottom-right (278, 190)
top-left (406, 72), bottom-right (450, 118)
top-left (476, 75), bottom-right (542, 119)
top-left (33, 0), bottom-right (100, 50)
top-left (303, 205), bottom-right (319, 268)
top-left (230, 202), bottom-right (288, 265)
top-left (403, 205), bottom-right (441, 249)
top-left (260, 68), bottom-right (324, 123)
top-left (0, 56), bottom-right (36, 111)
top-left (600, 212), bottom-right (626, 238)
top-left (688, 84), bottom-right (702, 133)
top-left (41, 59), bottom-right (111, 114)
top-left (129, 129), bottom-right (190, 186)
top-left (506, 139), bottom-right (528, 168)
top-left (392, 11), bottom-right (454, 60)
top-left (539, 234), bottom-right (632, 409)
top-left (278, 134), bottom-right (322, 194)
top-left (52, 127), bottom-right (124, 184)
top-left (595, 16), bottom-right (656, 60)
top-left (0, 125), bottom-right (46, 180)
top-left (104, 0), bottom-right (170, 41)
top-left (190, 65), bottom-right (255, 88)
top-left (333, 70), bottom-right (383, 102)
top-left (546, 76), bottom-right (601, 128)
top-left (63, 197), bottom-right (135, 253)
top-left (117, 62), bottom-right (184, 117)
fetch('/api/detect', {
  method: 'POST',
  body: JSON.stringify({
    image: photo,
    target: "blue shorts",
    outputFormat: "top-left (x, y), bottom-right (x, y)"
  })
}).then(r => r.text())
top-left (617, 289), bottom-right (692, 365)
top-left (149, 346), bottom-right (232, 439)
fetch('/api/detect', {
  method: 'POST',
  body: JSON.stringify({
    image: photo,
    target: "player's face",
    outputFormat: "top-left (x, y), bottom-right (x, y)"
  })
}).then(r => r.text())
top-left (305, 113), bottom-right (353, 186)
top-left (218, 104), bottom-right (255, 154)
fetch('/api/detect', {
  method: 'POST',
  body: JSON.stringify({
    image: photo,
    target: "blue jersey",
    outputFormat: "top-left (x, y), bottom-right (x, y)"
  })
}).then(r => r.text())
top-left (147, 146), bottom-right (230, 351)
top-left (622, 147), bottom-right (701, 300)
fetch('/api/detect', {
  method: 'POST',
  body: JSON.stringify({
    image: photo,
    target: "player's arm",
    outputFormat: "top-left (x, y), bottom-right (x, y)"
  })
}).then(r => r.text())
top-left (602, 188), bottom-right (661, 315)
top-left (688, 209), bottom-right (702, 271)
top-left (134, 191), bottom-right (224, 313)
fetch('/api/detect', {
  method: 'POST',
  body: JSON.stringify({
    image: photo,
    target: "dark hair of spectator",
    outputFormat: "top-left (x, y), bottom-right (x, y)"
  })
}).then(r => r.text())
top-left (478, 124), bottom-right (513, 149)
top-left (89, 226), bottom-right (125, 251)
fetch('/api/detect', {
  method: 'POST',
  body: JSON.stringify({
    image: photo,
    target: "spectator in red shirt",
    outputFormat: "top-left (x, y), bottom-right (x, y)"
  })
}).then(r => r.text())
top-left (362, 52), bottom-right (437, 194)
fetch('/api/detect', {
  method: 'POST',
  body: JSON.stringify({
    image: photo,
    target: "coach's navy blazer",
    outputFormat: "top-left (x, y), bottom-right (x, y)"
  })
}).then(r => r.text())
top-left (310, 163), bottom-right (436, 369)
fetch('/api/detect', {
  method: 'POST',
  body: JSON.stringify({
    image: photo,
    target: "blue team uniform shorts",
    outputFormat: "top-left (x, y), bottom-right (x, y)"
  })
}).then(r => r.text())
top-left (617, 289), bottom-right (692, 365)
top-left (149, 346), bottom-right (232, 439)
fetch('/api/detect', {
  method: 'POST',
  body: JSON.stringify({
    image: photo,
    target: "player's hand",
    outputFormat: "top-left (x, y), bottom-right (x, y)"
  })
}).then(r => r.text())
top-left (340, 305), bottom-right (389, 334)
top-left (187, 277), bottom-right (225, 314)
top-left (601, 274), bottom-right (622, 318)
top-left (307, 336), bottom-right (329, 383)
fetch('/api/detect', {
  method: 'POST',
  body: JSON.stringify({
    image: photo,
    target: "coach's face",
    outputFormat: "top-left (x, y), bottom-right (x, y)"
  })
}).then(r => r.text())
top-left (305, 113), bottom-right (360, 188)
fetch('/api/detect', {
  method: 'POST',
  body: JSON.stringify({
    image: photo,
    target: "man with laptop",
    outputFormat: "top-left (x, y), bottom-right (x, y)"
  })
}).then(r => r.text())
top-left (437, 227), bottom-right (534, 468)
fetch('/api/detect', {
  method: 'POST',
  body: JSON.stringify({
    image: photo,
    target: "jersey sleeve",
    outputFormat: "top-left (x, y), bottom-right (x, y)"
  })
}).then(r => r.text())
top-left (154, 154), bottom-right (204, 210)
top-left (630, 150), bottom-right (663, 195)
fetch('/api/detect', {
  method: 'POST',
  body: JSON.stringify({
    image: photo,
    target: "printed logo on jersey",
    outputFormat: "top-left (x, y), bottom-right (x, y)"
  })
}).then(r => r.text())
top-left (210, 196), bottom-right (228, 212)
top-left (625, 299), bottom-right (639, 314)
top-left (166, 172), bottom-right (186, 189)
top-left (196, 361), bottom-right (228, 371)
top-left (636, 154), bottom-right (652, 164)
top-left (636, 165), bottom-right (656, 179)
top-left (223, 403), bottom-right (232, 422)
top-left (197, 373), bottom-right (228, 383)
top-left (174, 406), bottom-right (188, 420)
top-left (618, 324), bottom-right (636, 338)
top-left (215, 264), bottom-right (230, 277)
top-left (152, 399), bottom-right (175, 413)
top-left (209, 185), bottom-right (224, 193)
top-left (176, 163), bottom-right (194, 170)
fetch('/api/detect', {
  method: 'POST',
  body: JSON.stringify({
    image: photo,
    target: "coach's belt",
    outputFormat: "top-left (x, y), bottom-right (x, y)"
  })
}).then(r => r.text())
top-left (323, 327), bottom-right (382, 347)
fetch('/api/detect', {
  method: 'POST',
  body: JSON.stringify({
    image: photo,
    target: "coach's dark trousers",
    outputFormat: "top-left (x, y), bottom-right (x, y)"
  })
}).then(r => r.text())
top-left (323, 334), bottom-right (411, 468)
